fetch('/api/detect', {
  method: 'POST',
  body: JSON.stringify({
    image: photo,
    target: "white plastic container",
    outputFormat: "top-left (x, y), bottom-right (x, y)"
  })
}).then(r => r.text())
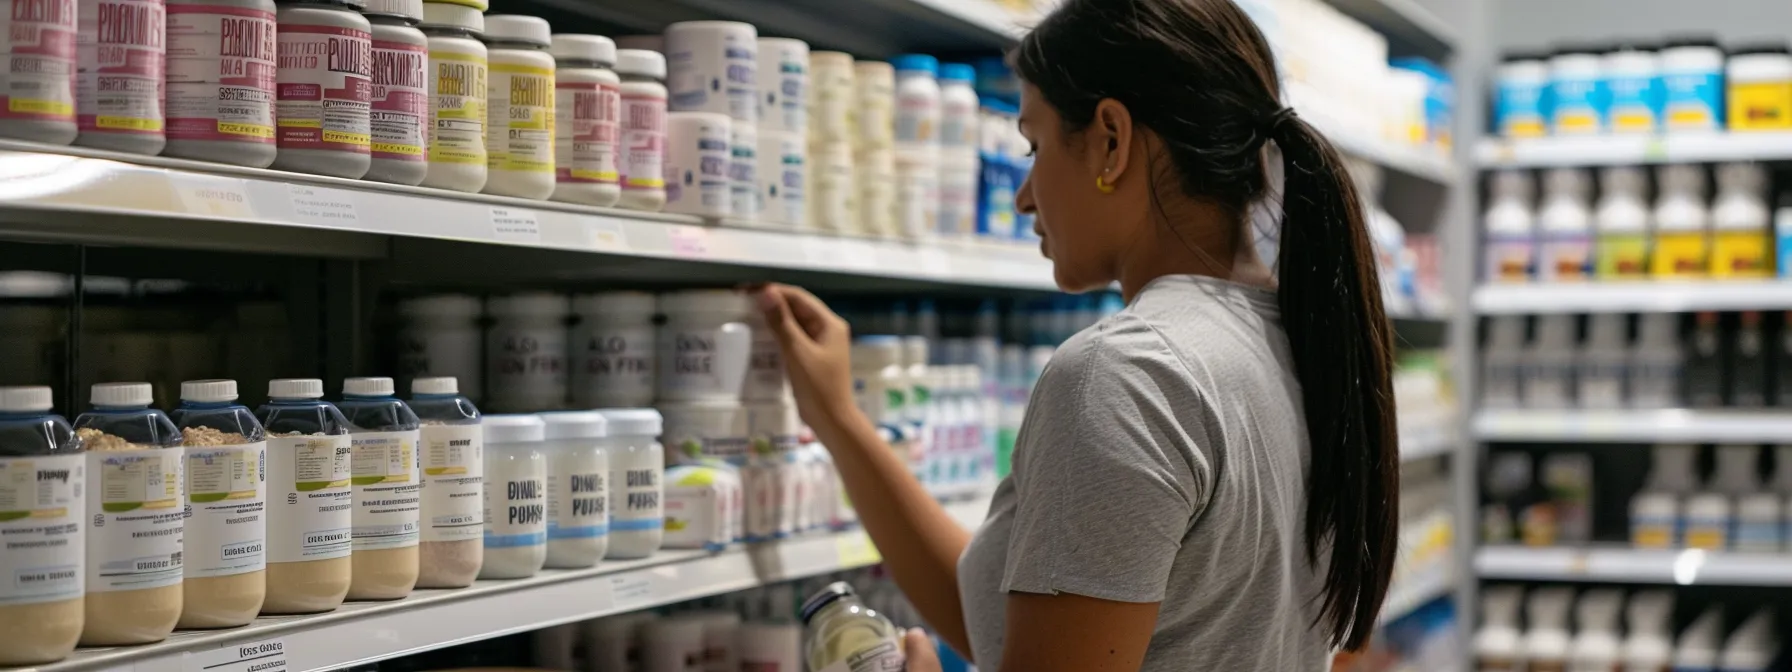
top-left (1473, 585), bottom-right (1523, 670)
top-left (1594, 166), bottom-right (1650, 280)
top-left (613, 34), bottom-right (660, 53)
top-left (891, 54), bottom-right (940, 158)
top-left (616, 49), bottom-right (668, 211)
top-left (397, 294), bottom-right (483, 399)
top-left (0, 387), bottom-right (82, 665)
top-left (746, 400), bottom-right (800, 540)
top-left (482, 15), bottom-right (555, 200)
top-left (938, 63), bottom-right (978, 155)
top-left (1495, 52), bottom-right (1548, 138)
top-left (485, 292), bottom-right (569, 413)
top-left (163, 0), bottom-right (279, 166)
top-left (659, 399), bottom-right (750, 465)
top-left (1631, 444), bottom-right (1693, 548)
top-left (1673, 609), bottom-right (1723, 671)
top-left (853, 61), bottom-right (894, 151)
top-left (1622, 591), bottom-right (1675, 672)
top-left (662, 463), bottom-right (735, 550)
top-left (743, 307), bottom-right (792, 402)
top-left (362, 0), bottom-right (428, 185)
top-left (408, 376), bottom-right (484, 589)
top-left (337, 377), bottom-right (422, 601)
top-left (1728, 46), bottom-right (1792, 132)
top-left (75, 0), bottom-right (167, 154)
top-left (664, 20), bottom-right (756, 123)
top-left (807, 51), bottom-right (853, 144)
top-left (551, 33), bottom-right (622, 206)
top-left (1569, 590), bottom-right (1624, 672)
top-left (479, 414), bottom-right (547, 579)
top-left (730, 121), bottom-right (759, 218)
top-left (170, 380), bottom-right (268, 629)
top-left (757, 37), bottom-right (806, 134)
top-left (1546, 47), bottom-right (1603, 135)
top-left (538, 411), bottom-right (608, 568)
top-left (809, 141), bottom-right (854, 233)
top-left (684, 611), bottom-right (742, 672)
top-left (857, 148), bottom-right (897, 237)
top-left (757, 130), bottom-right (805, 227)
top-left (600, 408), bottom-right (663, 559)
top-left (274, 0), bottom-right (372, 178)
top-left (657, 290), bottom-right (753, 402)
top-left (1712, 162), bottom-right (1772, 278)
top-left (0, 0), bottom-right (77, 144)
top-left (76, 383), bottom-right (183, 646)
top-left (665, 111), bottom-right (732, 217)
top-left (1521, 587), bottom-right (1574, 672)
top-left (570, 291), bottom-right (657, 408)
top-left (1661, 38), bottom-right (1724, 133)
top-left (255, 379), bottom-right (352, 615)
top-left (895, 154), bottom-right (938, 240)
top-left (1603, 45), bottom-right (1661, 134)
top-left (1652, 163), bottom-right (1711, 277)
top-left (419, 2), bottom-right (487, 192)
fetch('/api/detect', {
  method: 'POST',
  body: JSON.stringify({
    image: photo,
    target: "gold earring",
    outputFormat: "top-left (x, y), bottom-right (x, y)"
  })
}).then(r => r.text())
top-left (1096, 175), bottom-right (1115, 193)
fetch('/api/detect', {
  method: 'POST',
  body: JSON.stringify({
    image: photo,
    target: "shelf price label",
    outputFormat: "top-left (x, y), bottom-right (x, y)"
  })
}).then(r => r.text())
top-left (173, 175), bottom-right (254, 218)
top-left (490, 207), bottom-right (541, 243)
top-left (587, 221), bottom-right (628, 251)
top-left (184, 638), bottom-right (288, 672)
top-left (608, 572), bottom-right (655, 611)
top-left (287, 185), bottom-right (360, 225)
top-left (668, 225), bottom-right (711, 258)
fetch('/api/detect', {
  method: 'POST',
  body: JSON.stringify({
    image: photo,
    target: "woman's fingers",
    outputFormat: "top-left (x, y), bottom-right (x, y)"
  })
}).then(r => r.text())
top-left (904, 629), bottom-right (944, 672)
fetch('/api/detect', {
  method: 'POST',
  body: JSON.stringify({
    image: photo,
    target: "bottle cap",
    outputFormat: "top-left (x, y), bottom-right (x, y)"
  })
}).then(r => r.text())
top-left (799, 581), bottom-right (858, 624)
top-left (539, 411), bottom-right (608, 439)
top-left (362, 0), bottom-right (421, 21)
top-left (91, 382), bottom-right (153, 407)
top-left (343, 377), bottom-right (396, 396)
top-left (419, 2), bottom-right (483, 32)
top-left (269, 379), bottom-right (325, 399)
top-left (411, 377), bottom-right (458, 395)
top-left (891, 54), bottom-right (939, 76)
top-left (0, 386), bottom-right (53, 413)
top-left (181, 379), bottom-right (239, 403)
top-left (599, 408), bottom-right (663, 436)
top-left (484, 414), bottom-right (546, 443)
top-left (483, 14), bottom-right (551, 46)
top-left (940, 63), bottom-right (975, 83)
top-left (550, 34), bottom-right (617, 66)
top-left (616, 49), bottom-right (667, 80)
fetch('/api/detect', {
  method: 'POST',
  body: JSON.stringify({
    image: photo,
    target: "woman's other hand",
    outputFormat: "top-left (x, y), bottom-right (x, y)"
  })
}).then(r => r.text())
top-left (753, 283), bottom-right (859, 439)
top-left (905, 629), bottom-right (944, 672)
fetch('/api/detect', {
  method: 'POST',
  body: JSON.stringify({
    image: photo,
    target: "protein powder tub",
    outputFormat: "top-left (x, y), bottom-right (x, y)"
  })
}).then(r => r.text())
top-left (74, 0), bottom-right (167, 154)
top-left (599, 408), bottom-right (662, 559)
top-left (538, 411), bottom-right (607, 568)
top-left (337, 376), bottom-right (421, 600)
top-left (396, 294), bottom-right (483, 401)
top-left (0, 0), bottom-right (78, 144)
top-left (615, 48), bottom-right (668, 212)
top-left (0, 387), bottom-right (83, 666)
top-left (549, 33), bottom-right (621, 206)
top-left (409, 376), bottom-right (483, 588)
top-left (486, 292), bottom-right (570, 413)
top-left (163, 0), bottom-right (278, 166)
top-left (255, 379), bottom-right (351, 614)
top-left (482, 14), bottom-right (555, 200)
top-left (273, 0), bottom-right (372, 178)
top-left (664, 20), bottom-right (756, 123)
top-left (168, 380), bottom-right (266, 629)
top-left (419, 1), bottom-right (487, 192)
top-left (479, 414), bottom-right (546, 579)
top-left (570, 291), bottom-right (657, 408)
top-left (75, 382), bottom-right (183, 646)
top-left (362, 0), bottom-right (427, 184)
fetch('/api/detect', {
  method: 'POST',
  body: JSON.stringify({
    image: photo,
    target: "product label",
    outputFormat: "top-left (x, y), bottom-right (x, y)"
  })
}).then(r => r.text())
top-left (1683, 516), bottom-right (1727, 550)
top-left (266, 434), bottom-right (352, 563)
top-left (668, 40), bottom-right (754, 120)
top-left (349, 430), bottom-right (419, 550)
top-left (1664, 71), bottom-right (1722, 131)
top-left (165, 5), bottom-right (275, 143)
top-left (760, 56), bottom-right (803, 132)
top-left (276, 25), bottom-right (372, 153)
top-left (1604, 73), bottom-right (1661, 134)
top-left (0, 454), bottom-right (83, 605)
top-left (816, 640), bottom-right (905, 672)
top-left (1729, 81), bottom-right (1792, 130)
top-left (938, 164), bottom-right (978, 237)
top-left (546, 453), bottom-right (605, 541)
top-left (610, 462), bottom-right (661, 532)
top-left (666, 133), bottom-right (730, 211)
top-left (659, 326), bottom-right (738, 398)
top-left (1594, 233), bottom-right (1650, 278)
top-left (619, 90), bottom-right (666, 190)
top-left (86, 449), bottom-right (183, 592)
top-left (1, 0), bottom-right (77, 121)
top-left (730, 135), bottom-right (757, 216)
top-left (1713, 231), bottom-right (1772, 278)
top-left (895, 96), bottom-right (937, 145)
top-left (428, 49), bottom-right (486, 166)
top-left (77, 0), bottom-right (165, 135)
top-left (745, 328), bottom-right (789, 401)
top-left (1548, 75), bottom-right (1602, 135)
top-left (418, 424), bottom-right (482, 543)
top-left (556, 80), bottom-right (620, 184)
top-left (663, 474), bottom-right (724, 550)
top-left (1483, 237), bottom-right (1533, 282)
top-left (370, 38), bottom-right (425, 161)
top-left (897, 168), bottom-right (938, 239)
top-left (486, 62), bottom-right (552, 173)
top-left (1630, 514), bottom-right (1675, 548)
top-left (941, 98), bottom-right (976, 150)
top-left (1650, 232), bottom-right (1709, 277)
top-left (487, 325), bottom-right (567, 408)
top-left (572, 324), bottom-right (655, 406)
top-left (483, 455), bottom-right (544, 548)
top-left (185, 442), bottom-right (266, 578)
top-left (1537, 235), bottom-right (1592, 282)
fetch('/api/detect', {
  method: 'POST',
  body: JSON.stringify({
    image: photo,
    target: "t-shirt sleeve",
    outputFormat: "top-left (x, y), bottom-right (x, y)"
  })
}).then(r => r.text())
top-left (1000, 319), bottom-right (1214, 604)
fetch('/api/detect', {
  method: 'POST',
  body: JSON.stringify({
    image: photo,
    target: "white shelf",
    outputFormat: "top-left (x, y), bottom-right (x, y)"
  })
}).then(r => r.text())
top-left (1475, 133), bottom-right (1792, 168)
top-left (1476, 546), bottom-right (1792, 586)
top-left (1473, 281), bottom-right (1792, 315)
top-left (1321, 0), bottom-right (1456, 61)
top-left (1307, 115), bottom-right (1457, 186)
top-left (27, 496), bottom-right (990, 672)
top-left (1473, 408), bottom-right (1792, 444)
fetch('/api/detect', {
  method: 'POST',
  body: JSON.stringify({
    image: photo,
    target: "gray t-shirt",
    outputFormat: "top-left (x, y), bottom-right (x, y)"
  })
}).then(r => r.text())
top-left (957, 275), bottom-right (1329, 671)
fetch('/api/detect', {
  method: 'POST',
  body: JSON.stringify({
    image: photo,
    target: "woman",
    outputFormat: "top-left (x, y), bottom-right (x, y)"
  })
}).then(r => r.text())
top-left (755, 0), bottom-right (1398, 668)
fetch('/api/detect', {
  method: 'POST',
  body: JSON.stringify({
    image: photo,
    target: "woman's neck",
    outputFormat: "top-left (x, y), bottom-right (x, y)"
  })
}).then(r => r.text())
top-left (1116, 204), bottom-right (1275, 303)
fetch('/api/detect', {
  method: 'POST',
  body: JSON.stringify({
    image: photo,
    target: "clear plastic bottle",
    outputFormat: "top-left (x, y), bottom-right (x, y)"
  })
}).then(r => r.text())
top-left (75, 382), bottom-right (183, 646)
top-left (362, 0), bottom-right (429, 185)
top-left (550, 33), bottom-right (622, 207)
top-left (337, 376), bottom-right (421, 600)
top-left (615, 49), bottom-right (668, 211)
top-left (170, 380), bottom-right (267, 628)
top-left (801, 582), bottom-right (906, 672)
top-left (256, 379), bottom-right (352, 614)
top-left (408, 376), bottom-right (483, 588)
top-left (419, 2), bottom-right (488, 192)
top-left (482, 15), bottom-right (556, 200)
top-left (0, 386), bottom-right (83, 665)
top-left (74, 0), bottom-right (168, 155)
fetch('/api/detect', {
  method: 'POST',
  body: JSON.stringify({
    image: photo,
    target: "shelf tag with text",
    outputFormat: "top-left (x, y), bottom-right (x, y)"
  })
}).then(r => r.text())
top-left (587, 220), bottom-right (628, 250)
top-left (287, 185), bottom-right (359, 225)
top-left (609, 572), bottom-right (655, 611)
top-left (184, 638), bottom-right (288, 672)
top-left (669, 225), bottom-right (711, 257)
top-left (490, 207), bottom-right (541, 243)
top-left (173, 175), bottom-right (254, 218)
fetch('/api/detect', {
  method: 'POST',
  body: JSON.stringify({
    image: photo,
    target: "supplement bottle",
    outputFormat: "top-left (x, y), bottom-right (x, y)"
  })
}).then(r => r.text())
top-left (1547, 45), bottom-right (1604, 135)
top-left (1621, 592), bottom-right (1675, 672)
top-left (892, 54), bottom-right (940, 158)
top-left (808, 51), bottom-right (854, 144)
top-left (757, 130), bottom-right (805, 227)
top-left (659, 399), bottom-right (750, 465)
top-left (1536, 168), bottom-right (1593, 282)
top-left (1711, 162), bottom-right (1772, 278)
top-left (664, 20), bottom-right (756, 122)
top-left (482, 15), bottom-right (555, 200)
top-left (854, 61), bottom-right (895, 151)
top-left (550, 34), bottom-right (622, 206)
top-left (169, 380), bottom-right (267, 628)
top-left (255, 379), bottom-right (351, 614)
top-left (757, 37), bottom-right (807, 134)
top-left (419, 2), bottom-right (487, 192)
top-left (1661, 37), bottom-right (1725, 133)
top-left (362, 0), bottom-right (428, 185)
top-left (599, 408), bottom-right (663, 559)
top-left (409, 376), bottom-right (483, 589)
top-left (1472, 585), bottom-right (1522, 670)
top-left (937, 63), bottom-right (979, 238)
top-left (570, 291), bottom-right (657, 408)
top-left (801, 582), bottom-right (906, 672)
top-left (0, 0), bottom-right (78, 144)
top-left (478, 414), bottom-right (546, 579)
top-left (1651, 164), bottom-right (1711, 277)
top-left (662, 462), bottom-right (734, 550)
top-left (163, 0), bottom-right (278, 166)
top-left (274, 0), bottom-right (373, 178)
top-left (615, 48), bottom-right (668, 211)
top-left (1593, 166), bottom-right (1650, 279)
top-left (75, 0), bottom-right (167, 154)
top-left (397, 294), bottom-right (483, 401)
top-left (538, 411), bottom-right (607, 569)
top-left (1630, 446), bottom-right (1694, 548)
top-left (0, 387), bottom-right (83, 665)
top-left (731, 121), bottom-right (758, 218)
top-left (1520, 587), bottom-right (1573, 672)
top-left (337, 377), bottom-right (421, 600)
top-left (485, 292), bottom-right (570, 413)
top-left (75, 382), bottom-right (183, 646)
top-left (657, 289), bottom-right (753, 402)
top-left (1568, 590), bottom-right (1624, 672)
top-left (1603, 43), bottom-right (1662, 134)
top-left (1495, 51), bottom-right (1548, 138)
top-left (663, 111), bottom-right (732, 218)
top-left (1727, 45), bottom-right (1792, 131)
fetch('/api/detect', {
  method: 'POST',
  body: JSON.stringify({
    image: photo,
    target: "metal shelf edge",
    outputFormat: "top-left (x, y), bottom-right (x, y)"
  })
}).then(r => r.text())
top-left (1473, 282), bottom-right (1792, 315)
top-left (1476, 546), bottom-right (1792, 586)
top-left (1472, 408), bottom-right (1792, 444)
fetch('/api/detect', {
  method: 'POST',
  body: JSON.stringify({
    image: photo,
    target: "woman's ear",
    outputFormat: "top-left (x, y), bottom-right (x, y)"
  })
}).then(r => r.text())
top-left (1091, 98), bottom-right (1134, 187)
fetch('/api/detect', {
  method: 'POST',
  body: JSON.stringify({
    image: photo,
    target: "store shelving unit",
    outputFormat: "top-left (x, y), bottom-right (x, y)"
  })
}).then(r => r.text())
top-left (1473, 281), bottom-right (1792, 314)
top-left (1474, 132), bottom-right (1792, 169)
top-left (1472, 408), bottom-right (1792, 444)
top-left (1476, 546), bottom-right (1792, 587)
top-left (1323, 0), bottom-right (1457, 61)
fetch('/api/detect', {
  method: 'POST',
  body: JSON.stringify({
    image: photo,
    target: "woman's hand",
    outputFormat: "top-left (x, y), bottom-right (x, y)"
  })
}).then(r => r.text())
top-left (904, 629), bottom-right (944, 672)
top-left (753, 284), bottom-right (860, 440)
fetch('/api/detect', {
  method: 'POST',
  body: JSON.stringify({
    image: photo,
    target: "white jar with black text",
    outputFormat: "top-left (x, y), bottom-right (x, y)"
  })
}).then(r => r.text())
top-left (571, 291), bottom-right (656, 408)
top-left (479, 414), bottom-right (547, 579)
top-left (599, 409), bottom-right (663, 559)
top-left (538, 411), bottom-right (608, 568)
top-left (657, 290), bottom-right (752, 402)
top-left (486, 293), bottom-right (569, 413)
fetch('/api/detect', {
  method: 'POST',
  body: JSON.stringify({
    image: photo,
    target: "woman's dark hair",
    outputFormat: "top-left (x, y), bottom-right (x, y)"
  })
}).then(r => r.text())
top-left (1015, 0), bottom-right (1398, 651)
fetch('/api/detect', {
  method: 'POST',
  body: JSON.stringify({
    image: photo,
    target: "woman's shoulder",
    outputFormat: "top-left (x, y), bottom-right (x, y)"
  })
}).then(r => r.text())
top-left (1038, 311), bottom-right (1205, 410)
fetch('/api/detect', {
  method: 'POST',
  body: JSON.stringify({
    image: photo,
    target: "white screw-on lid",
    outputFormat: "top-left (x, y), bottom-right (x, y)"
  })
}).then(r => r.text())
top-left (362, 0), bottom-right (421, 21)
top-left (539, 411), bottom-right (608, 439)
top-left (551, 34), bottom-right (617, 66)
top-left (181, 379), bottom-right (239, 403)
top-left (484, 414), bottom-right (546, 443)
top-left (91, 382), bottom-right (153, 407)
top-left (616, 49), bottom-right (666, 80)
top-left (419, 2), bottom-right (482, 32)
top-left (572, 291), bottom-right (656, 316)
top-left (411, 377), bottom-right (459, 395)
top-left (488, 292), bottom-right (569, 317)
top-left (269, 379), bottom-right (325, 399)
top-left (398, 294), bottom-right (482, 318)
top-left (484, 15), bottom-right (550, 47)
top-left (0, 386), bottom-right (53, 413)
top-left (343, 377), bottom-right (396, 396)
top-left (600, 408), bottom-right (662, 436)
top-left (658, 289), bottom-right (751, 316)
